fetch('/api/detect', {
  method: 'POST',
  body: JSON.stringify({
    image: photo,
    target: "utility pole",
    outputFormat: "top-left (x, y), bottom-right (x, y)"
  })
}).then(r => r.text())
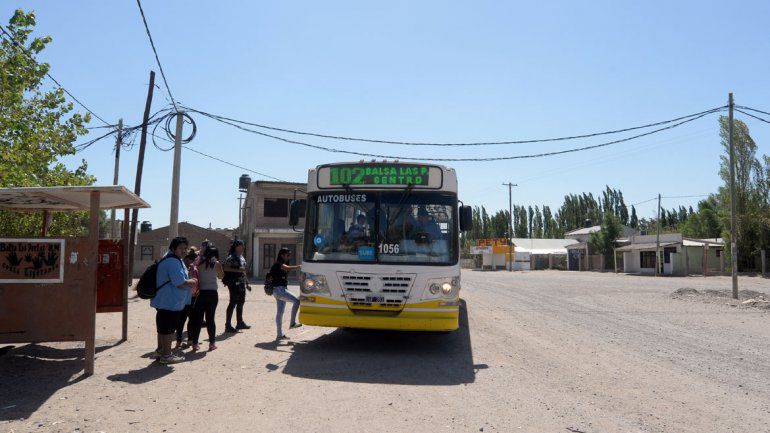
top-left (169, 112), bottom-right (183, 239)
top-left (503, 182), bottom-right (517, 272)
top-left (110, 118), bottom-right (123, 239)
top-left (238, 193), bottom-right (244, 228)
top-left (655, 193), bottom-right (661, 277)
top-left (128, 71), bottom-right (155, 281)
top-left (728, 92), bottom-right (738, 299)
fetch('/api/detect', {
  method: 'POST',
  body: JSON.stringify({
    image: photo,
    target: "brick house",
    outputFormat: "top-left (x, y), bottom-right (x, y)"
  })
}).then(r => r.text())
top-left (238, 181), bottom-right (307, 279)
top-left (133, 221), bottom-right (234, 277)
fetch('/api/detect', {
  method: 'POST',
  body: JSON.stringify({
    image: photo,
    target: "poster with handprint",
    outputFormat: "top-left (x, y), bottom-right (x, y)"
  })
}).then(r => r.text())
top-left (0, 239), bottom-right (65, 283)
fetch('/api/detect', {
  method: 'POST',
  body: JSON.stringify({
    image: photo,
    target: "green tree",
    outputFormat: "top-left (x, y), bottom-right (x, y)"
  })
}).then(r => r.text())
top-left (717, 116), bottom-right (769, 270)
top-left (589, 213), bottom-right (622, 267)
top-left (629, 205), bottom-right (639, 229)
top-left (0, 9), bottom-right (95, 236)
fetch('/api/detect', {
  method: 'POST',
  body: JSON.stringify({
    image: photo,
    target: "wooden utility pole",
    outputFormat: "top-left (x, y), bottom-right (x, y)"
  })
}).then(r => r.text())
top-left (728, 92), bottom-right (738, 299)
top-left (655, 193), bottom-right (661, 277)
top-left (503, 182), bottom-right (517, 272)
top-left (110, 119), bottom-right (123, 239)
top-left (128, 71), bottom-right (155, 281)
top-left (169, 112), bottom-right (184, 239)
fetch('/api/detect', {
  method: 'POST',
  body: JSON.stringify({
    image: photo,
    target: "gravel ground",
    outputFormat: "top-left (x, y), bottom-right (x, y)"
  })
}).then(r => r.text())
top-left (1, 271), bottom-right (769, 433)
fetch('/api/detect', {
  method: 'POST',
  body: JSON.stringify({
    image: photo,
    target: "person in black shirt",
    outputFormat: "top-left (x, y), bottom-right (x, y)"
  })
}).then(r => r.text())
top-left (223, 240), bottom-right (250, 333)
top-left (269, 247), bottom-right (302, 340)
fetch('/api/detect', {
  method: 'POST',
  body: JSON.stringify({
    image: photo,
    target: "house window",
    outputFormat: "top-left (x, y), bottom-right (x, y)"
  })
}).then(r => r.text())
top-left (664, 247), bottom-right (677, 264)
top-left (263, 244), bottom-right (276, 269)
top-left (140, 245), bottom-right (154, 260)
top-left (264, 198), bottom-right (288, 217)
top-left (715, 249), bottom-right (722, 257)
top-left (640, 251), bottom-right (656, 268)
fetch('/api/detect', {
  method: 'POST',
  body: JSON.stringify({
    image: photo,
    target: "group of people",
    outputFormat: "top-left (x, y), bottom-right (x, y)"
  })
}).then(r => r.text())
top-left (150, 237), bottom-right (302, 364)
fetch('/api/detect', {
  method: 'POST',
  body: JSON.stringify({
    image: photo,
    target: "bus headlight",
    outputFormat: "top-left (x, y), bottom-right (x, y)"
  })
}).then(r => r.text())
top-left (301, 273), bottom-right (330, 295)
top-left (425, 277), bottom-right (460, 299)
top-left (441, 283), bottom-right (452, 295)
top-left (429, 283), bottom-right (441, 295)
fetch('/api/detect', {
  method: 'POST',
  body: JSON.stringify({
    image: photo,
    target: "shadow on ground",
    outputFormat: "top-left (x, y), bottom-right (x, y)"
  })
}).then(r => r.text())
top-left (0, 342), bottom-right (119, 421)
top-left (275, 300), bottom-right (485, 385)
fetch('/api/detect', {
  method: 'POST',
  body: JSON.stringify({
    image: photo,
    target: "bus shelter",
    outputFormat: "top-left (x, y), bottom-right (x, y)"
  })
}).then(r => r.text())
top-left (0, 186), bottom-right (149, 376)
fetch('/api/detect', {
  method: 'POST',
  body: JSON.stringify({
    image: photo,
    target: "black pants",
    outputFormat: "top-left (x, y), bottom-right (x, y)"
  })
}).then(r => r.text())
top-left (175, 300), bottom-right (194, 343)
top-left (189, 291), bottom-right (218, 344)
top-left (226, 283), bottom-right (246, 326)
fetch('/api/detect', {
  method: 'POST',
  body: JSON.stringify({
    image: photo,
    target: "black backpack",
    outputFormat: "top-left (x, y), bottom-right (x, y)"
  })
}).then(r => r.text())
top-left (264, 272), bottom-right (275, 296)
top-left (136, 256), bottom-right (176, 299)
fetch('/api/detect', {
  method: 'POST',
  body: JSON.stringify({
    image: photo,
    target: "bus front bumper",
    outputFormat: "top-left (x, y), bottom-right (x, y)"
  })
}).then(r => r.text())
top-left (299, 301), bottom-right (459, 331)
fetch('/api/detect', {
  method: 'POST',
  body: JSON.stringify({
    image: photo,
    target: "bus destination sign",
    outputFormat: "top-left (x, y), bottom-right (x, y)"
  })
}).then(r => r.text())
top-left (324, 164), bottom-right (439, 187)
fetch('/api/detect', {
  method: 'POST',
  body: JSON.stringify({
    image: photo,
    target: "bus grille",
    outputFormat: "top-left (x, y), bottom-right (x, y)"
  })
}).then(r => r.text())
top-left (337, 273), bottom-right (416, 311)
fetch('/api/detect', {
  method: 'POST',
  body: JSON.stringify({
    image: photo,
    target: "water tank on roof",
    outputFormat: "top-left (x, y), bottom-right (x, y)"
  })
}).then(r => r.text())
top-left (239, 174), bottom-right (251, 192)
top-left (140, 221), bottom-right (153, 232)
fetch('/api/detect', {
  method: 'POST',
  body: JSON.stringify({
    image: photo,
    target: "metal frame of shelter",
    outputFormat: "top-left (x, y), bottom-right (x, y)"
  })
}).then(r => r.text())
top-left (0, 186), bottom-right (149, 376)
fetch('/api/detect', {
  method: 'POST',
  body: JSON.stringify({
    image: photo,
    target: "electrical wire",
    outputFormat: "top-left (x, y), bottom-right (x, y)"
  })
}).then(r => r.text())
top-left (148, 131), bottom-right (286, 181)
top-left (135, 0), bottom-right (178, 113)
top-left (193, 106), bottom-right (724, 162)
top-left (181, 145), bottom-right (288, 182)
top-left (736, 105), bottom-right (770, 117)
top-left (661, 194), bottom-right (711, 199)
top-left (0, 25), bottom-right (111, 126)
top-left (735, 109), bottom-right (770, 125)
top-left (182, 104), bottom-right (727, 147)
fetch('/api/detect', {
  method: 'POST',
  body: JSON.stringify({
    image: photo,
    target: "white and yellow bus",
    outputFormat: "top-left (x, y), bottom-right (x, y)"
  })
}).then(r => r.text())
top-left (289, 161), bottom-right (471, 331)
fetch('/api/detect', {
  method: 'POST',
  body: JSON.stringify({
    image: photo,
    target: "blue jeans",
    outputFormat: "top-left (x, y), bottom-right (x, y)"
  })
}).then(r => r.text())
top-left (273, 286), bottom-right (299, 337)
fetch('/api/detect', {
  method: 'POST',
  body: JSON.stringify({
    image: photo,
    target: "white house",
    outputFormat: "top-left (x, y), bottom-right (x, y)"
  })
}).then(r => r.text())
top-left (615, 233), bottom-right (724, 276)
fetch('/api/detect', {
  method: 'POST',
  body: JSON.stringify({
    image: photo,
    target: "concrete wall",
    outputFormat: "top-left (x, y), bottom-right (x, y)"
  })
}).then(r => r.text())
top-left (133, 222), bottom-right (233, 277)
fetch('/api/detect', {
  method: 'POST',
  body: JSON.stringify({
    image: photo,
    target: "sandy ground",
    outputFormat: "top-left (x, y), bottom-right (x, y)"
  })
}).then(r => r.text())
top-left (1, 271), bottom-right (769, 433)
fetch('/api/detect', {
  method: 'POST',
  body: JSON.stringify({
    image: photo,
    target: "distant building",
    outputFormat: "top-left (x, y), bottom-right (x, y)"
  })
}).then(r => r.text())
top-left (615, 233), bottom-right (724, 276)
top-left (133, 221), bottom-right (234, 277)
top-left (511, 238), bottom-right (578, 270)
top-left (564, 222), bottom-right (636, 271)
top-left (470, 238), bottom-right (578, 271)
top-left (238, 180), bottom-right (306, 279)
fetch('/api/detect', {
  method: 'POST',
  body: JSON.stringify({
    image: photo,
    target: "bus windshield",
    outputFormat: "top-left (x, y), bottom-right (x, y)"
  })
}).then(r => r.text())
top-left (304, 192), bottom-right (457, 264)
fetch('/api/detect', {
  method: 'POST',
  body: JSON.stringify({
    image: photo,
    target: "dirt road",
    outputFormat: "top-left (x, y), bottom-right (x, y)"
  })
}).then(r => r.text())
top-left (2, 271), bottom-right (769, 432)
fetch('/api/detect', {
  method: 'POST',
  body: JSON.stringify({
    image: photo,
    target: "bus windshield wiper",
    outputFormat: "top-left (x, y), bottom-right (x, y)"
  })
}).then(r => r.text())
top-left (387, 183), bottom-right (414, 228)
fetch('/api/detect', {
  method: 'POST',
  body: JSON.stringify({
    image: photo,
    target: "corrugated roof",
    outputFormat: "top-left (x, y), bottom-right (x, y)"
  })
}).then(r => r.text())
top-left (565, 225), bottom-right (601, 236)
top-left (0, 185), bottom-right (150, 211)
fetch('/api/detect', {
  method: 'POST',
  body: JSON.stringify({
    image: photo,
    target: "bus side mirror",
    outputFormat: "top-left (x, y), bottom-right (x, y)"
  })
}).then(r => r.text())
top-left (459, 205), bottom-right (472, 232)
top-left (289, 200), bottom-right (301, 227)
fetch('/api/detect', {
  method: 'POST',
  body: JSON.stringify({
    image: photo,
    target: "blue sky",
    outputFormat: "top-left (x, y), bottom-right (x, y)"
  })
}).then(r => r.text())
top-left (5, 1), bottom-right (769, 229)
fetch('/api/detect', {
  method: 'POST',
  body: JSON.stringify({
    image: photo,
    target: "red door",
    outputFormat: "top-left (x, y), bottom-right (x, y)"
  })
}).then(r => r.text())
top-left (97, 239), bottom-right (124, 313)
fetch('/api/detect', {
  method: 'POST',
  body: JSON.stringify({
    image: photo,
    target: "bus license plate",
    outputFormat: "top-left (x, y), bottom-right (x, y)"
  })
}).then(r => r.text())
top-left (366, 296), bottom-right (384, 303)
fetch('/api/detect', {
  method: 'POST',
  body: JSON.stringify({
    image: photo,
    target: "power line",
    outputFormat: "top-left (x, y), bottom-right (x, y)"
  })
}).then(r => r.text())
top-left (134, 0), bottom-right (178, 112)
top-left (735, 109), bottom-right (770, 125)
top-left (0, 25), bottom-right (110, 126)
top-left (736, 105), bottom-right (770, 117)
top-left (661, 194), bottom-right (711, 200)
top-left (182, 104), bottom-right (727, 147)
top-left (631, 197), bottom-right (658, 206)
top-left (181, 145), bottom-right (287, 182)
top-left (192, 106), bottom-right (724, 162)
top-left (146, 131), bottom-right (285, 181)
